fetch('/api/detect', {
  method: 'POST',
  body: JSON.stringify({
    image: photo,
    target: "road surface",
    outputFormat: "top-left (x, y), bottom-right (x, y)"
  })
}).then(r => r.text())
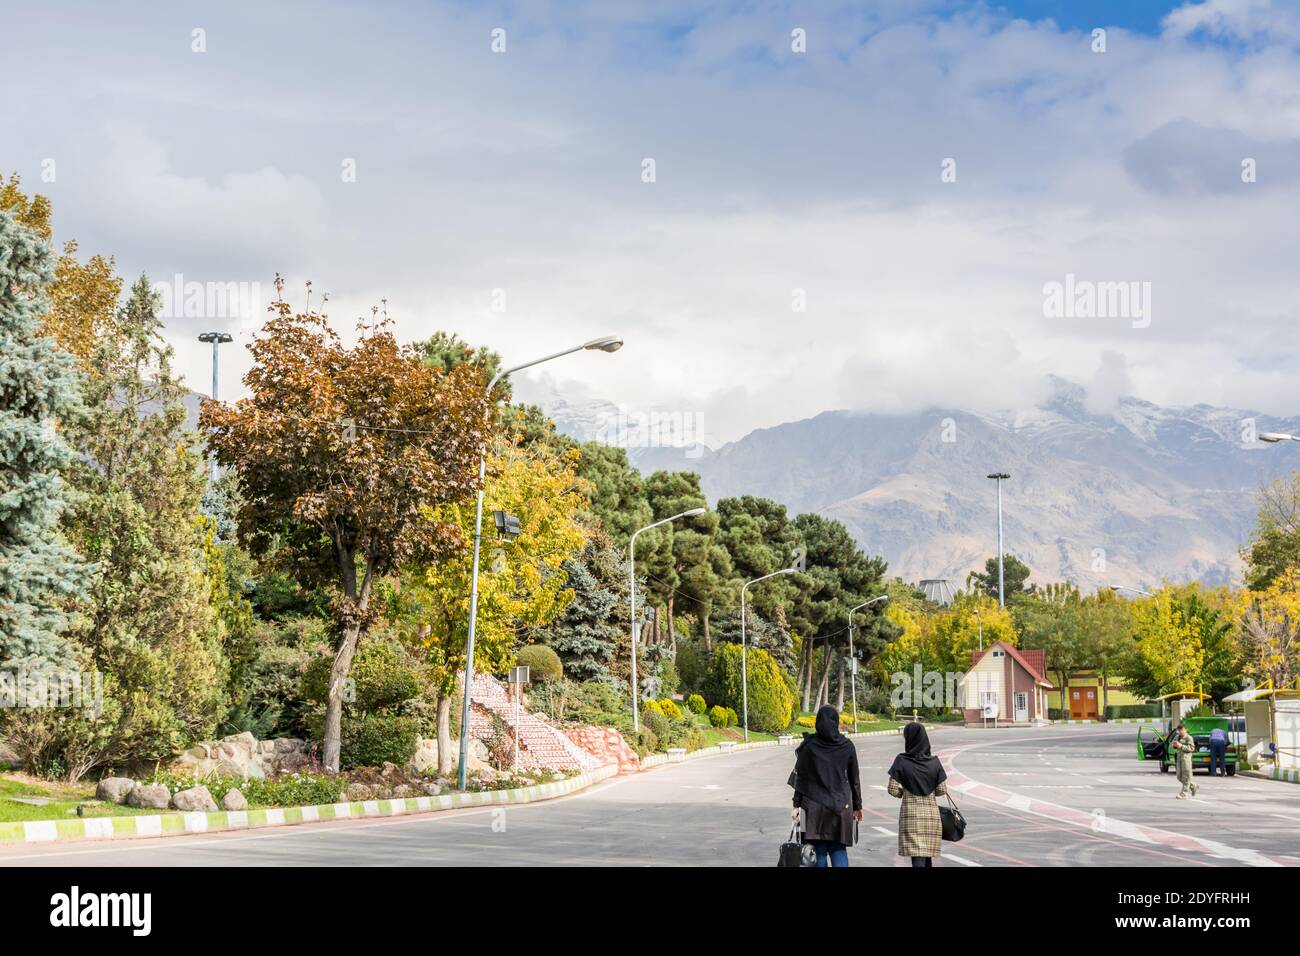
top-left (2, 724), bottom-right (1297, 866)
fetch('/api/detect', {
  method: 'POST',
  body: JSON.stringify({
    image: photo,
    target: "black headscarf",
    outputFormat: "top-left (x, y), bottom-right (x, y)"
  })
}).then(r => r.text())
top-left (792, 705), bottom-right (857, 811)
top-left (888, 722), bottom-right (946, 796)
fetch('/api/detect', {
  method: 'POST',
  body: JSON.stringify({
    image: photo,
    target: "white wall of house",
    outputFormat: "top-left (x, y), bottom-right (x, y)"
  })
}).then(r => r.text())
top-left (964, 650), bottom-right (1009, 718)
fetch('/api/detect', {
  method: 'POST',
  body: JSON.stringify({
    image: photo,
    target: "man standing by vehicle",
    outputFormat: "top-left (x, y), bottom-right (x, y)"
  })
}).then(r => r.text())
top-left (1208, 725), bottom-right (1228, 777)
top-left (1170, 724), bottom-right (1198, 799)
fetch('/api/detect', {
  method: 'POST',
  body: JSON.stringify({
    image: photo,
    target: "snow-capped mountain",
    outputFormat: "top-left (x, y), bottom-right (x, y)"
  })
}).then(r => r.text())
top-left (542, 378), bottom-right (1300, 592)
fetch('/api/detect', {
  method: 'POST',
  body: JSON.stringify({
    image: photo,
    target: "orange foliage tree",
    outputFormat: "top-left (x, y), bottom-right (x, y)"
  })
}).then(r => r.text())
top-left (201, 280), bottom-right (488, 771)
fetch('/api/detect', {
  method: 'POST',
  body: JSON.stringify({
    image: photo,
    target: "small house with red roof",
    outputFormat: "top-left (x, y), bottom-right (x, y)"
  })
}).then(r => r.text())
top-left (961, 640), bottom-right (1052, 724)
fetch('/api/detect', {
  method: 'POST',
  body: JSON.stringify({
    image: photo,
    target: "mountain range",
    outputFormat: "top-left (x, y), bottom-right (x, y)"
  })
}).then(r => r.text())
top-left (541, 378), bottom-right (1300, 593)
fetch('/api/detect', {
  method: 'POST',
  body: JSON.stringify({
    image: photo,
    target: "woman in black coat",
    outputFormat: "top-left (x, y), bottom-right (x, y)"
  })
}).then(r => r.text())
top-left (790, 705), bottom-right (862, 867)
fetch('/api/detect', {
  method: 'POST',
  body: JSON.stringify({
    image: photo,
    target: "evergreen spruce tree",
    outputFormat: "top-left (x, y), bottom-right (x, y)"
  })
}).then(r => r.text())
top-left (536, 532), bottom-right (629, 684)
top-left (0, 211), bottom-right (85, 670)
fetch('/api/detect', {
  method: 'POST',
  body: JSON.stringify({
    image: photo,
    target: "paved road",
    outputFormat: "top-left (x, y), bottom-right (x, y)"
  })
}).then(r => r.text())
top-left (2, 724), bottom-right (1297, 866)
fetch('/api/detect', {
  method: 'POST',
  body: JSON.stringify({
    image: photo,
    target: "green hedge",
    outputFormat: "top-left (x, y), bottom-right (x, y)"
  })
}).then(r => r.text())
top-left (339, 714), bottom-right (421, 769)
top-left (1105, 704), bottom-right (1161, 719)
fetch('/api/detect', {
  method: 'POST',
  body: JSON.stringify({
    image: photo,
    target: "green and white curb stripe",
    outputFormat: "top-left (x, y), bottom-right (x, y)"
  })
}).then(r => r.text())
top-left (0, 764), bottom-right (619, 847)
top-left (1269, 767), bottom-right (1300, 784)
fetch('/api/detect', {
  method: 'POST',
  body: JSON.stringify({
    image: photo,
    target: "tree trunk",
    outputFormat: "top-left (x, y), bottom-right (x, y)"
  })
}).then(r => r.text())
top-left (836, 655), bottom-right (846, 711)
top-left (795, 638), bottom-right (805, 700)
top-left (816, 644), bottom-right (833, 709)
top-left (702, 612), bottom-right (712, 661)
top-left (801, 640), bottom-right (813, 713)
top-left (667, 594), bottom-right (675, 653)
top-left (436, 693), bottom-right (452, 775)
top-left (1059, 671), bottom-right (1069, 718)
top-left (323, 620), bottom-right (362, 772)
top-left (1101, 667), bottom-right (1109, 718)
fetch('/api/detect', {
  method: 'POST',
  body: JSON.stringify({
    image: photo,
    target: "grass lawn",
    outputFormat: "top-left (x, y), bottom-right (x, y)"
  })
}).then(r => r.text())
top-left (0, 774), bottom-right (155, 824)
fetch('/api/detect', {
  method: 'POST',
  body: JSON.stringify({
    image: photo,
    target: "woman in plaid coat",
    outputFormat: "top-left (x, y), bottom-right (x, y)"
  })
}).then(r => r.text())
top-left (887, 722), bottom-right (947, 866)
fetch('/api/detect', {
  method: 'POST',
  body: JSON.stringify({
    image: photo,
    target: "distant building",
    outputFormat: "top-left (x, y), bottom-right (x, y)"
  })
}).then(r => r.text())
top-left (961, 641), bottom-right (1051, 724)
top-left (918, 578), bottom-right (956, 606)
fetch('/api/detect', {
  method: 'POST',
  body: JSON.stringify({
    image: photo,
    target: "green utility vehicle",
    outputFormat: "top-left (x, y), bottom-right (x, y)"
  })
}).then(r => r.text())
top-left (1136, 715), bottom-right (1237, 776)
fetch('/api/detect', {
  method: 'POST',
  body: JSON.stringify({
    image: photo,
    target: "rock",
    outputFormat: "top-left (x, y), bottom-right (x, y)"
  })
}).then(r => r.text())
top-left (372, 786), bottom-right (394, 800)
top-left (273, 737), bottom-right (304, 755)
top-left (171, 785), bottom-right (218, 812)
top-left (126, 783), bottom-right (171, 809)
top-left (343, 783), bottom-right (373, 802)
top-left (392, 784), bottom-right (416, 799)
top-left (550, 771), bottom-right (565, 781)
top-left (222, 731), bottom-right (257, 751)
top-left (186, 744), bottom-right (211, 760)
top-left (95, 777), bottom-right (137, 804)
top-left (215, 757), bottom-right (247, 779)
top-left (276, 752), bottom-right (309, 773)
top-left (219, 788), bottom-right (247, 811)
top-left (422, 783), bottom-right (443, 796)
top-left (257, 740), bottom-right (275, 754)
top-left (381, 761), bottom-right (402, 778)
top-left (0, 737), bottom-right (18, 766)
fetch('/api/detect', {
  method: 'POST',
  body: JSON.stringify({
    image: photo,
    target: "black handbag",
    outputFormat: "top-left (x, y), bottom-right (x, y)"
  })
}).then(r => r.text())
top-left (939, 792), bottom-right (966, 842)
top-left (778, 818), bottom-right (811, 867)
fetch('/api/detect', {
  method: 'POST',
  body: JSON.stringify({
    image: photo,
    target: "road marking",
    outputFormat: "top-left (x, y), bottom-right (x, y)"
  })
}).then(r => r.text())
top-left (870, 785), bottom-right (887, 791)
top-left (872, 826), bottom-right (896, 836)
top-left (946, 853), bottom-right (981, 867)
top-left (1133, 787), bottom-right (1155, 793)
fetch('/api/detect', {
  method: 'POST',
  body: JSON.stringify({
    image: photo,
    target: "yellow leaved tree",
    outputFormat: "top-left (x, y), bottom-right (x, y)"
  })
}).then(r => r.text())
top-left (0, 175), bottom-right (121, 365)
top-left (393, 436), bottom-right (588, 773)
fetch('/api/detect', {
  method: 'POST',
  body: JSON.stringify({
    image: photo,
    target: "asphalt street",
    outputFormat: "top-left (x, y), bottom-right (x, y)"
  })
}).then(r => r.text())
top-left (1, 724), bottom-right (1297, 866)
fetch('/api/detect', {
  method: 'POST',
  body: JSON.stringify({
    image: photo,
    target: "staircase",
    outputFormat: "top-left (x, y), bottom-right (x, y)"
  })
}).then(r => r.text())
top-left (467, 674), bottom-right (606, 773)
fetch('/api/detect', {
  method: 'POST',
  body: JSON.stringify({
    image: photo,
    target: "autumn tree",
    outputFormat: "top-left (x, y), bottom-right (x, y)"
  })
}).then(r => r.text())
top-left (0, 175), bottom-right (121, 365)
top-left (201, 283), bottom-right (487, 771)
top-left (1240, 568), bottom-right (1300, 691)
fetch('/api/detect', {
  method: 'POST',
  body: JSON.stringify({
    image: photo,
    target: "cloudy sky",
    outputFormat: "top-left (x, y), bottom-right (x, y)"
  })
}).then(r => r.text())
top-left (4, 0), bottom-right (1299, 445)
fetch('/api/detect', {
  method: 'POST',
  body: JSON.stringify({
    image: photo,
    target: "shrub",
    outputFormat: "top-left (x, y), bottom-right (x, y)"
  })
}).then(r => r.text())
top-left (530, 679), bottom-right (632, 733)
top-left (675, 640), bottom-right (707, 694)
top-left (642, 708), bottom-right (670, 742)
top-left (702, 643), bottom-right (794, 734)
top-left (1105, 703), bottom-right (1161, 719)
top-left (708, 705), bottom-right (729, 728)
top-left (642, 699), bottom-right (665, 718)
top-left (656, 658), bottom-right (680, 698)
top-left (796, 715), bottom-right (815, 729)
top-left (657, 698), bottom-right (683, 720)
top-left (516, 645), bottom-right (564, 685)
top-left (301, 639), bottom-right (421, 714)
top-left (339, 714), bottom-right (420, 769)
top-left (686, 694), bottom-right (706, 715)
top-left (724, 707), bottom-right (739, 729)
top-left (633, 728), bottom-right (658, 757)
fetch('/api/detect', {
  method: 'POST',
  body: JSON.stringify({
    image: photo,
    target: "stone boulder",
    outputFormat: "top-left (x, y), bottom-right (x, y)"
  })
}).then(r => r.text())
top-left (343, 783), bottom-right (373, 802)
top-left (170, 732), bottom-right (309, 779)
top-left (0, 737), bottom-right (18, 766)
top-left (126, 783), bottom-right (171, 809)
top-left (171, 785), bottom-right (218, 812)
top-left (219, 788), bottom-right (247, 811)
top-left (95, 777), bottom-right (137, 805)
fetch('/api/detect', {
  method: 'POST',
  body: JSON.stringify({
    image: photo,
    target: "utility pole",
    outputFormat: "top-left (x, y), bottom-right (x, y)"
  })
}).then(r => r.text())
top-left (198, 332), bottom-right (233, 481)
top-left (987, 472), bottom-right (1010, 606)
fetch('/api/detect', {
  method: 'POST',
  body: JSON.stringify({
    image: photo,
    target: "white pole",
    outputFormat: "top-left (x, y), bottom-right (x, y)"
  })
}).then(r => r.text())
top-left (741, 567), bottom-right (799, 741)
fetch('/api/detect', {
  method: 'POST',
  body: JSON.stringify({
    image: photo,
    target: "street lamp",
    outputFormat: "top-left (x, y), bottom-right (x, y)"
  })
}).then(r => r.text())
top-left (456, 335), bottom-right (623, 791)
top-left (987, 472), bottom-right (1010, 606)
top-left (847, 595), bottom-right (888, 734)
top-left (741, 567), bottom-right (798, 742)
top-left (1109, 585), bottom-right (1154, 597)
top-left (973, 606), bottom-right (983, 651)
top-left (628, 507), bottom-right (706, 732)
top-left (1260, 432), bottom-right (1300, 443)
top-left (198, 332), bottom-right (233, 481)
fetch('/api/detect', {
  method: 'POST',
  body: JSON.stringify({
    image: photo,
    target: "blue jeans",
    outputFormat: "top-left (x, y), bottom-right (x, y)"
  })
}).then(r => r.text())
top-left (1209, 740), bottom-right (1227, 775)
top-left (811, 840), bottom-right (849, 867)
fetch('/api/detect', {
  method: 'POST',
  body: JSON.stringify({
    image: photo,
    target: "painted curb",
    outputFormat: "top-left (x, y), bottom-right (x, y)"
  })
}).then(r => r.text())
top-left (1268, 767), bottom-right (1300, 784)
top-left (1047, 718), bottom-right (1151, 725)
top-left (0, 764), bottom-right (620, 847)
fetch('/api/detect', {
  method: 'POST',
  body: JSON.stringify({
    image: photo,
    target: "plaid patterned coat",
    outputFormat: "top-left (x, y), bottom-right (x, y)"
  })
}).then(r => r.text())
top-left (888, 777), bottom-right (947, 858)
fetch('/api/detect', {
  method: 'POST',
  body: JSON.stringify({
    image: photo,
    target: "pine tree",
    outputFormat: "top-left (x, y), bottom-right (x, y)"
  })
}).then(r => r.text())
top-left (0, 211), bottom-right (85, 669)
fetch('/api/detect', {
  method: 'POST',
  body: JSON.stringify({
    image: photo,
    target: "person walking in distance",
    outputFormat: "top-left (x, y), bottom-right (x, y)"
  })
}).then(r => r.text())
top-left (887, 722), bottom-right (948, 867)
top-left (1208, 725), bottom-right (1228, 777)
top-left (790, 705), bottom-right (863, 867)
top-left (1170, 723), bottom-right (1199, 799)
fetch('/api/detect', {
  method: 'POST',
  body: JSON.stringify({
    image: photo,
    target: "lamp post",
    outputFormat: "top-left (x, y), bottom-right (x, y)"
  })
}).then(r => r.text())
top-left (456, 335), bottom-right (623, 791)
top-left (847, 595), bottom-right (888, 734)
top-left (1109, 585), bottom-right (1154, 598)
top-left (973, 606), bottom-right (983, 651)
top-left (1260, 432), bottom-right (1300, 444)
top-left (987, 472), bottom-right (1010, 606)
top-left (741, 567), bottom-right (798, 742)
top-left (198, 332), bottom-right (233, 481)
top-left (628, 507), bottom-right (706, 732)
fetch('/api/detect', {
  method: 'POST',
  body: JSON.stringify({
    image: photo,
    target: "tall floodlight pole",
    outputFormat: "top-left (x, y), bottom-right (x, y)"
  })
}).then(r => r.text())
top-left (741, 567), bottom-right (798, 742)
top-left (987, 472), bottom-right (1010, 606)
top-left (847, 595), bottom-right (888, 734)
top-left (628, 507), bottom-right (706, 732)
top-left (198, 332), bottom-right (233, 480)
top-left (457, 335), bottom-right (623, 791)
